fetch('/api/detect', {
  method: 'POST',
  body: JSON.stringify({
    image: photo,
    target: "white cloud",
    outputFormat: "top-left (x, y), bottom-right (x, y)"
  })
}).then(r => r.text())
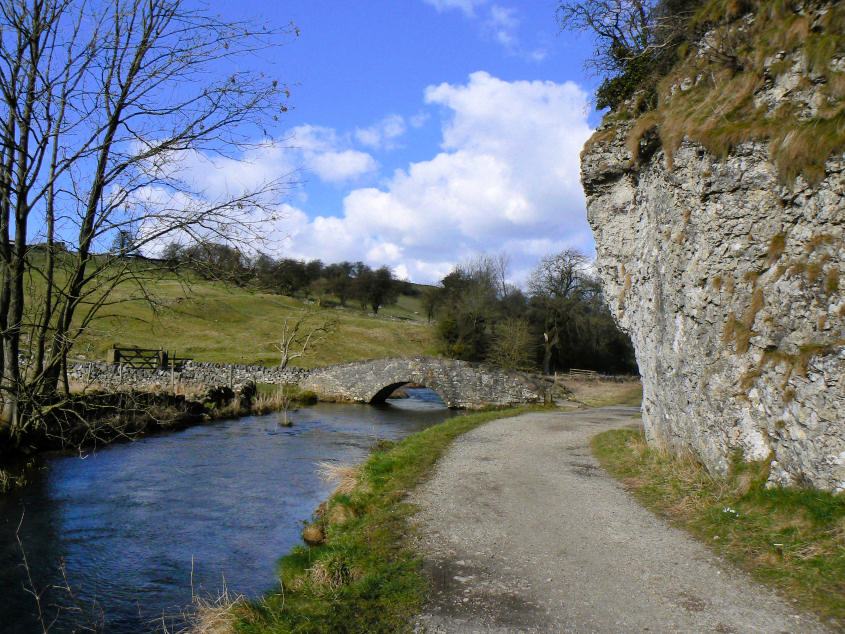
top-left (409, 111), bottom-right (430, 128)
top-left (425, 1), bottom-right (547, 62)
top-left (354, 115), bottom-right (408, 150)
top-left (275, 71), bottom-right (594, 284)
top-left (308, 150), bottom-right (377, 183)
top-left (422, 0), bottom-right (488, 16)
top-left (485, 4), bottom-right (518, 47)
top-left (136, 73), bottom-right (594, 285)
top-left (290, 124), bottom-right (377, 183)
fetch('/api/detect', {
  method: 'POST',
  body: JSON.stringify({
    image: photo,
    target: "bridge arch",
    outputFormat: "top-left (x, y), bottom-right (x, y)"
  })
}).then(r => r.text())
top-left (369, 381), bottom-right (448, 405)
top-left (300, 356), bottom-right (545, 409)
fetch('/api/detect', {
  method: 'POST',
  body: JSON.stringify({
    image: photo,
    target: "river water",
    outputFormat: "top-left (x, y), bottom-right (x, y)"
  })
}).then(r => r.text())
top-left (0, 389), bottom-right (454, 633)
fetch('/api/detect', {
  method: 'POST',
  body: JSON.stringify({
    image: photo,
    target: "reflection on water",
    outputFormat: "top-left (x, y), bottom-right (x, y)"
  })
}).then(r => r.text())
top-left (0, 388), bottom-right (453, 633)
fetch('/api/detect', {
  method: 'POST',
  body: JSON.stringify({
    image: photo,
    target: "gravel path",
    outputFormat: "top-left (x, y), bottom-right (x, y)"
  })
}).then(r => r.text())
top-left (409, 407), bottom-right (830, 633)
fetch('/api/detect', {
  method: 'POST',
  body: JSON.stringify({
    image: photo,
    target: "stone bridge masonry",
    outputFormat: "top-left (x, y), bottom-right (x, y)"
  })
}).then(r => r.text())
top-left (300, 356), bottom-right (546, 409)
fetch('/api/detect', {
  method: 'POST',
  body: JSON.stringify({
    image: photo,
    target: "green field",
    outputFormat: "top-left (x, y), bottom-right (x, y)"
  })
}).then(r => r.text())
top-left (25, 260), bottom-right (438, 367)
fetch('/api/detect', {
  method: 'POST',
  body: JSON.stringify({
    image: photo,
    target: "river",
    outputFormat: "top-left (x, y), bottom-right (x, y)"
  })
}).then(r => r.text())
top-left (0, 389), bottom-right (454, 633)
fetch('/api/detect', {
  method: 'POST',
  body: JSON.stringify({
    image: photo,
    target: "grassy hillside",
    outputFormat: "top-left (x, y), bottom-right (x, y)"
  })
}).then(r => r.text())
top-left (26, 261), bottom-right (438, 367)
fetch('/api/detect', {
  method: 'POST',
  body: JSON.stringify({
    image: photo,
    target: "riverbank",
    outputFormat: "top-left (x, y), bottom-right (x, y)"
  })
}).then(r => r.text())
top-left (2, 396), bottom-right (454, 632)
top-left (202, 407), bottom-right (526, 632)
top-left (209, 403), bottom-right (843, 632)
top-left (0, 382), bottom-right (317, 494)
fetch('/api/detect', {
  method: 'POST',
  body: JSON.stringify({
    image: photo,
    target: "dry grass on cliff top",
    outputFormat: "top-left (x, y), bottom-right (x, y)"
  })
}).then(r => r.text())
top-left (602, 0), bottom-right (845, 184)
top-left (593, 428), bottom-right (845, 627)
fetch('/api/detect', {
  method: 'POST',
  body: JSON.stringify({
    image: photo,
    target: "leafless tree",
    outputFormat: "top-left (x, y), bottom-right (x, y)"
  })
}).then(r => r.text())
top-left (486, 316), bottom-right (535, 372)
top-left (557, 0), bottom-right (705, 107)
top-left (0, 0), bottom-right (296, 439)
top-left (558, 0), bottom-right (655, 74)
top-left (274, 316), bottom-right (334, 370)
top-left (528, 248), bottom-right (590, 299)
top-left (492, 251), bottom-right (511, 298)
top-left (558, 0), bottom-right (702, 71)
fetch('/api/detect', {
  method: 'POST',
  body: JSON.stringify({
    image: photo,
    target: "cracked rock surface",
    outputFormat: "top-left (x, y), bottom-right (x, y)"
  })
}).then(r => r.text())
top-left (410, 408), bottom-right (830, 633)
top-left (582, 118), bottom-right (844, 490)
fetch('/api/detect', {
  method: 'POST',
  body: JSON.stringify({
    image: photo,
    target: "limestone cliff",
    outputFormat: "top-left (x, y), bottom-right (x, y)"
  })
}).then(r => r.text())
top-left (581, 3), bottom-right (844, 491)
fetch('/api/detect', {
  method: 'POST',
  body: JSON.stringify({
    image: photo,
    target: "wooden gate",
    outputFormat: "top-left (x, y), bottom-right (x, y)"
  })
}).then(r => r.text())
top-left (106, 346), bottom-right (191, 370)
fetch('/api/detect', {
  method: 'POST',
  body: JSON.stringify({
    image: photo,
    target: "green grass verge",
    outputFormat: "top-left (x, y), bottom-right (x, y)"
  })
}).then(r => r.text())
top-left (231, 407), bottom-right (527, 633)
top-left (592, 429), bottom-right (845, 626)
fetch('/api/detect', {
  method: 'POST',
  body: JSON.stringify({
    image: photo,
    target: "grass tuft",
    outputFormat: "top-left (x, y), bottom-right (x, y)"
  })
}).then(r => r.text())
top-left (593, 428), bottom-right (845, 625)
top-left (317, 461), bottom-right (360, 496)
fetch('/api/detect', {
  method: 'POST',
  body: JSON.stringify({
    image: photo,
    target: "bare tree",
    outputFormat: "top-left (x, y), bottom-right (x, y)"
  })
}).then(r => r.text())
top-left (0, 0), bottom-right (296, 440)
top-left (274, 316), bottom-right (334, 370)
top-left (486, 317), bottom-right (535, 372)
top-left (492, 251), bottom-right (511, 299)
top-left (528, 248), bottom-right (596, 375)
top-left (528, 249), bottom-right (590, 299)
top-left (556, 0), bottom-right (703, 107)
top-left (557, 0), bottom-right (655, 75)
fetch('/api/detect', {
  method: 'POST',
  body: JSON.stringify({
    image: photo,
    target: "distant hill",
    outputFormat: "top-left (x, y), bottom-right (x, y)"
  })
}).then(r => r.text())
top-left (28, 262), bottom-right (438, 368)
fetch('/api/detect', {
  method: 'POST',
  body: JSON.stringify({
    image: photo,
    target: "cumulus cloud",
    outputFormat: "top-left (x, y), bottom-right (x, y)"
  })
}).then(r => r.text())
top-left (276, 71), bottom-right (594, 283)
top-left (290, 124), bottom-right (377, 183)
top-left (137, 73), bottom-right (594, 285)
top-left (354, 115), bottom-right (408, 150)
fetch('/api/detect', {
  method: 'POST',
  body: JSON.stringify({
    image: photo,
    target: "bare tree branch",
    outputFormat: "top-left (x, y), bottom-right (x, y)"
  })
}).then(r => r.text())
top-left (0, 0), bottom-right (297, 443)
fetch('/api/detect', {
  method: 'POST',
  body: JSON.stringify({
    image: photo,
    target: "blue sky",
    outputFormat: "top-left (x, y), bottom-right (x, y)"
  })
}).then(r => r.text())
top-left (209, 0), bottom-right (601, 283)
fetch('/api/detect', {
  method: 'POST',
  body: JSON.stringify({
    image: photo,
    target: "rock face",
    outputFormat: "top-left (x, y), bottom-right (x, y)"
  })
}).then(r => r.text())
top-left (300, 356), bottom-right (545, 409)
top-left (582, 120), bottom-right (844, 490)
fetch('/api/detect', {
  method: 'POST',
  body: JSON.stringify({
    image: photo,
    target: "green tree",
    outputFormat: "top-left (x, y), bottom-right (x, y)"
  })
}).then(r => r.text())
top-left (432, 257), bottom-right (502, 361)
top-left (324, 261), bottom-right (355, 306)
top-left (110, 229), bottom-right (137, 256)
top-left (356, 266), bottom-right (400, 314)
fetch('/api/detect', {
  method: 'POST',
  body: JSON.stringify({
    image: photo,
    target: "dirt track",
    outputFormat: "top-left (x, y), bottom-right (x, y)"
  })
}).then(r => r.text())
top-left (410, 407), bottom-right (829, 633)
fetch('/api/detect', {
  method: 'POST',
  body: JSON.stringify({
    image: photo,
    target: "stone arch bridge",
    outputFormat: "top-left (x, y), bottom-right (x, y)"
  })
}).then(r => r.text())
top-left (299, 356), bottom-right (547, 409)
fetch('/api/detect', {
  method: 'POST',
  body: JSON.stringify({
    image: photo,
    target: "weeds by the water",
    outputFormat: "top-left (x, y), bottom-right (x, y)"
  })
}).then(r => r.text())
top-left (177, 586), bottom-right (245, 634)
top-left (250, 384), bottom-right (316, 419)
top-left (592, 428), bottom-right (845, 626)
top-left (231, 407), bottom-right (526, 633)
top-left (316, 461), bottom-right (359, 496)
top-left (15, 511), bottom-right (104, 633)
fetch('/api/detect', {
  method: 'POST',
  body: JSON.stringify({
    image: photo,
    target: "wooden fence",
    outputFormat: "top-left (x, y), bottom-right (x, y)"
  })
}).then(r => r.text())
top-left (567, 368), bottom-right (597, 379)
top-left (106, 346), bottom-right (191, 371)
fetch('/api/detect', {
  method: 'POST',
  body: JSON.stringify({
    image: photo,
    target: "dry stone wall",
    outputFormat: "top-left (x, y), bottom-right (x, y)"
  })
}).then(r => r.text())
top-left (67, 360), bottom-right (311, 392)
top-left (582, 120), bottom-right (844, 490)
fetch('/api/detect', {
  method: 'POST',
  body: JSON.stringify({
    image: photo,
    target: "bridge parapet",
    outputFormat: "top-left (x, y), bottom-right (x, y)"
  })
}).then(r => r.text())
top-left (300, 356), bottom-right (545, 409)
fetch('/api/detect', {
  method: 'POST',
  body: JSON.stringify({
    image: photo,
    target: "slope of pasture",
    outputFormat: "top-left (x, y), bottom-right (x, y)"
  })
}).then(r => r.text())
top-left (28, 264), bottom-right (437, 367)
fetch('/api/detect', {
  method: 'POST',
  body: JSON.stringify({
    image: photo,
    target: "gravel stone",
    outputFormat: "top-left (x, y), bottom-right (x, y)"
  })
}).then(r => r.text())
top-left (410, 408), bottom-right (830, 633)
